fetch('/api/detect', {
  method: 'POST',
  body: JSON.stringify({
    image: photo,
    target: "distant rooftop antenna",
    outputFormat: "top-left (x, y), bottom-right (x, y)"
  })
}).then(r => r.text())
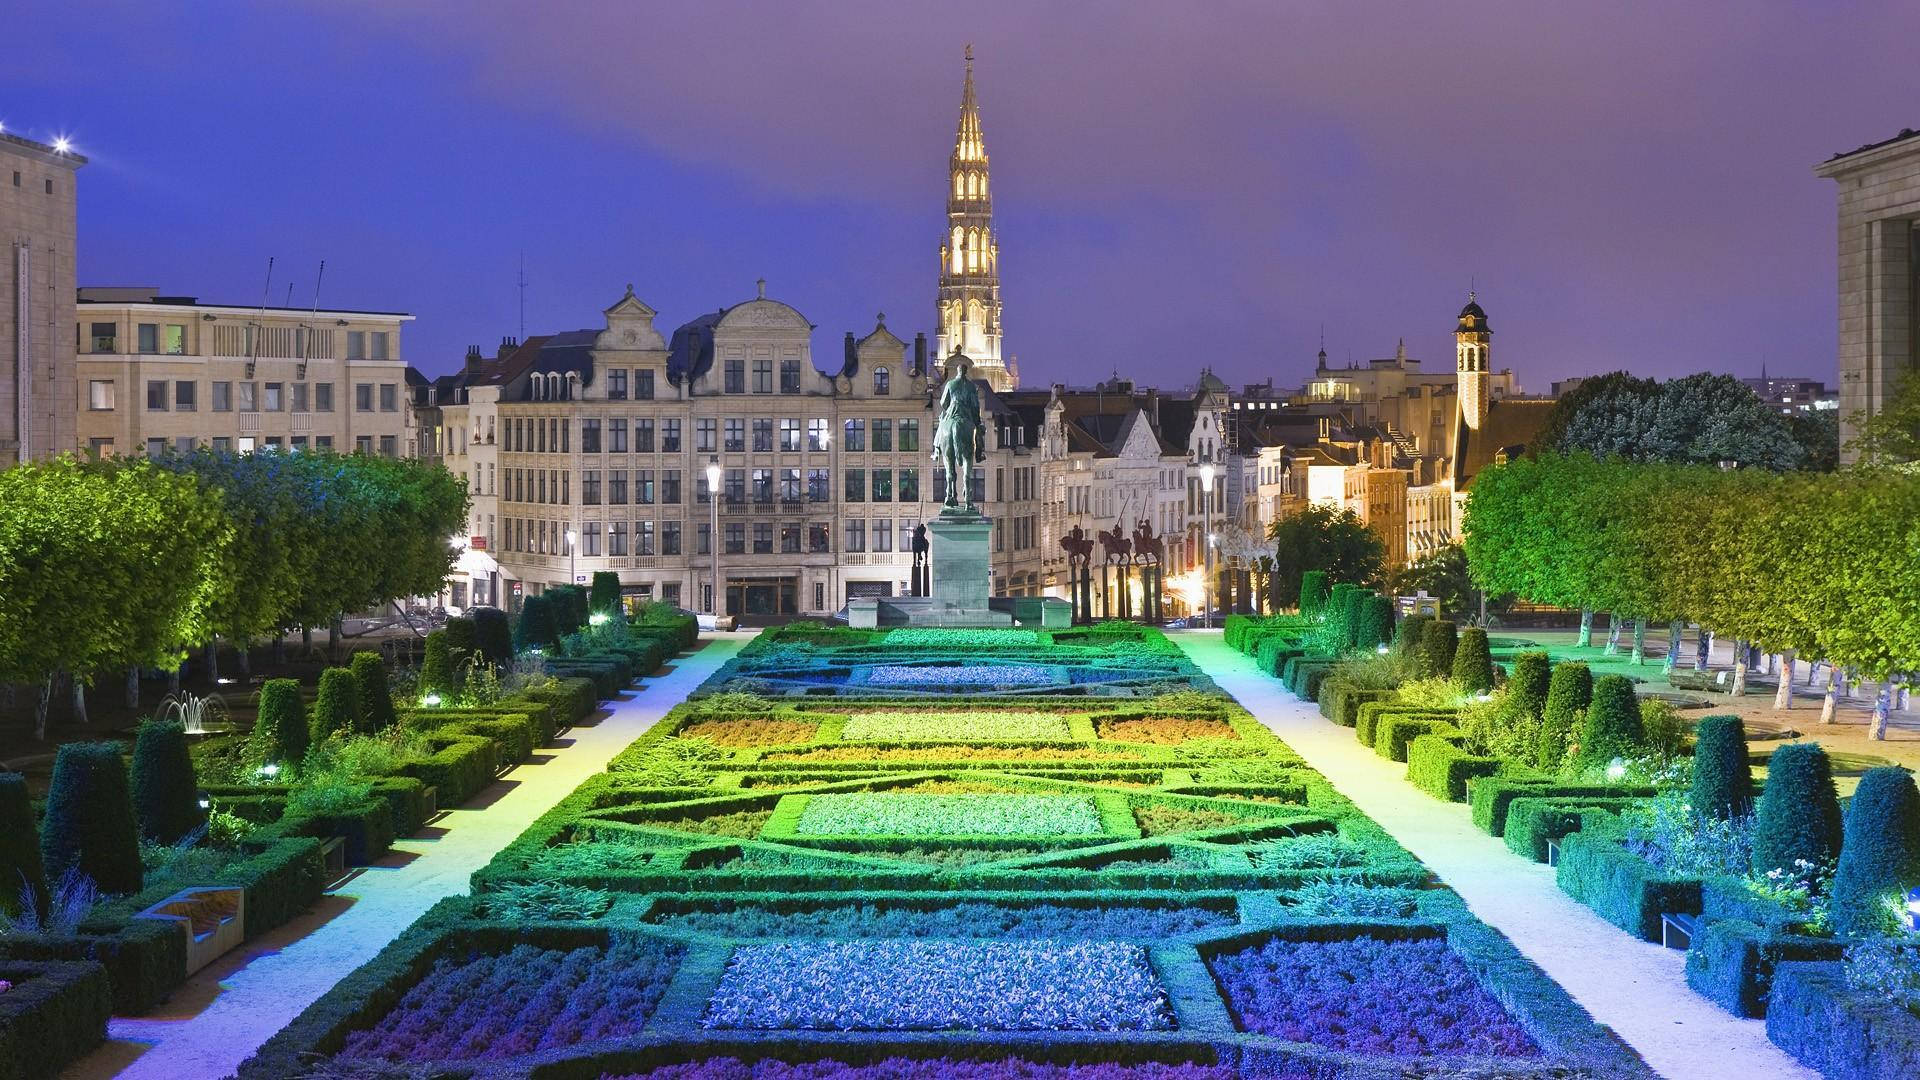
top-left (299, 260), bottom-right (325, 381)
top-left (247, 256), bottom-right (274, 379)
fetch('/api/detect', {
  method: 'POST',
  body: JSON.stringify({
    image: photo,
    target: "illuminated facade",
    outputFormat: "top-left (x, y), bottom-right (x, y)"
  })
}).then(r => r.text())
top-left (1, 132), bottom-right (84, 465)
top-left (936, 48), bottom-right (1013, 391)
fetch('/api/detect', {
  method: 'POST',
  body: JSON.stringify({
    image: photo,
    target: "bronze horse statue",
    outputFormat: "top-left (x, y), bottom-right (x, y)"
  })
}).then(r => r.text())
top-left (1097, 523), bottom-right (1132, 564)
top-left (1059, 524), bottom-right (1095, 564)
top-left (1131, 519), bottom-right (1164, 565)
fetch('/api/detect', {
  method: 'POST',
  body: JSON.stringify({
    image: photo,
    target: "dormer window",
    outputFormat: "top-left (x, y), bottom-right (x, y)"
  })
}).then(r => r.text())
top-left (873, 367), bottom-right (890, 396)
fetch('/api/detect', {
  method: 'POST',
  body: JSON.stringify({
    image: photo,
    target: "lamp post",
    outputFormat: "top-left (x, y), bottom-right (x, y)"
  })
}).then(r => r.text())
top-left (565, 528), bottom-right (577, 587)
top-left (1199, 462), bottom-right (1216, 629)
top-left (707, 455), bottom-right (723, 617)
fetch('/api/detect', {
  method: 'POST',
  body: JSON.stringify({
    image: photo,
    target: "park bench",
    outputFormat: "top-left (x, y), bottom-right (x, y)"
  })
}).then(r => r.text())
top-left (1661, 911), bottom-right (1700, 950)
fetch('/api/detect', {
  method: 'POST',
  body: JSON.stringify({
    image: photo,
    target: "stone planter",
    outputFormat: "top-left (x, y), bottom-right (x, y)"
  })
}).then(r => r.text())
top-left (133, 887), bottom-right (245, 975)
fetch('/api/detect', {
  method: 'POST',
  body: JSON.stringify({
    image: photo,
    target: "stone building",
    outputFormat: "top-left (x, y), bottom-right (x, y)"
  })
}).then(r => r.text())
top-left (1, 131), bottom-right (84, 465)
top-left (72, 288), bottom-right (416, 460)
top-left (1814, 127), bottom-right (1920, 459)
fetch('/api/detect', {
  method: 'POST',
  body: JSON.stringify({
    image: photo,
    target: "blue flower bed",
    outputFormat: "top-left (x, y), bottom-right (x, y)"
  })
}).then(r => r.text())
top-left (337, 938), bottom-right (682, 1062)
top-left (611, 1060), bottom-right (1232, 1079)
top-left (793, 794), bottom-right (1106, 838)
top-left (864, 664), bottom-right (1056, 688)
top-left (703, 940), bottom-right (1175, 1031)
top-left (647, 899), bottom-right (1235, 939)
top-left (882, 628), bottom-right (1042, 647)
top-left (1209, 935), bottom-right (1540, 1057)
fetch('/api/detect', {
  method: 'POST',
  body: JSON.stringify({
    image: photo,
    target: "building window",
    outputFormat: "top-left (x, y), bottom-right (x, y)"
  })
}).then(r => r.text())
top-left (582, 419), bottom-right (601, 453)
top-left (697, 521), bottom-right (712, 555)
top-left (872, 418), bottom-right (892, 452)
top-left (165, 324), bottom-right (186, 354)
top-left (146, 380), bottom-right (168, 411)
top-left (807, 468), bottom-right (829, 502)
top-left (872, 520), bottom-right (893, 552)
top-left (315, 382), bottom-right (333, 412)
top-left (380, 435), bottom-right (398, 457)
top-left (780, 357), bottom-right (801, 393)
top-left (355, 383), bottom-right (373, 411)
top-left (636, 469), bottom-right (655, 504)
top-left (608, 419), bottom-right (627, 453)
top-left (724, 358), bottom-right (745, 394)
top-left (370, 332), bottom-right (389, 360)
top-left (899, 467), bottom-right (919, 502)
top-left (146, 437), bottom-right (166, 457)
top-left (781, 467), bottom-right (802, 502)
top-left (808, 418), bottom-right (829, 451)
top-left (662, 520), bottom-right (681, 554)
top-left (724, 418), bottom-right (745, 452)
top-left (752, 418), bottom-right (773, 452)
top-left (584, 522), bottom-right (602, 556)
top-left (780, 418), bottom-right (801, 452)
top-left (91, 323), bottom-right (117, 352)
top-left (899, 518), bottom-right (916, 552)
top-left (872, 468), bottom-right (892, 502)
top-left (724, 522), bottom-right (746, 554)
top-left (899, 418), bottom-right (919, 451)
top-left (637, 369), bottom-right (654, 400)
top-left (810, 522), bottom-right (831, 553)
top-left (211, 436), bottom-right (232, 453)
top-left (662, 418), bottom-right (681, 452)
top-left (315, 435), bottom-right (332, 450)
top-left (845, 468), bottom-right (865, 502)
top-left (380, 383), bottom-right (397, 411)
top-left (696, 419), bottom-right (717, 453)
top-left (175, 381), bottom-right (196, 411)
top-left (662, 469), bottom-right (681, 504)
top-left (843, 418), bottom-right (865, 451)
top-left (752, 468), bottom-right (773, 504)
top-left (583, 470), bottom-right (601, 504)
top-left (635, 419), bottom-right (655, 453)
top-left (638, 520), bottom-right (656, 555)
top-left (607, 369), bottom-right (627, 399)
top-left (844, 518), bottom-right (866, 553)
top-left (292, 383), bottom-right (308, 412)
top-left (873, 367), bottom-right (890, 395)
top-left (752, 358), bottom-right (773, 393)
top-left (609, 469), bottom-right (628, 504)
top-left (347, 331), bottom-right (365, 359)
top-left (814, 582), bottom-right (826, 609)
top-left (211, 381), bottom-right (232, 412)
top-left (356, 435), bottom-right (373, 454)
top-left (610, 521), bottom-right (628, 556)
top-left (264, 382), bottom-right (284, 411)
top-left (724, 468), bottom-right (745, 505)
top-left (137, 323), bottom-right (159, 354)
top-left (753, 521), bottom-right (773, 554)
top-left (88, 380), bottom-right (114, 410)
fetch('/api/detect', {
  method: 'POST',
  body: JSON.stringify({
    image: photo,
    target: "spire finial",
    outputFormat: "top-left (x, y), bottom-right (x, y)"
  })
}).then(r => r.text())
top-left (876, 311), bottom-right (885, 325)
top-left (965, 43), bottom-right (973, 66)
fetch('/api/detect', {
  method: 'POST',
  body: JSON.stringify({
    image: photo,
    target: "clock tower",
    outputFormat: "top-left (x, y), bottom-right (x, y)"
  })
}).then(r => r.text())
top-left (936, 47), bottom-right (1012, 390)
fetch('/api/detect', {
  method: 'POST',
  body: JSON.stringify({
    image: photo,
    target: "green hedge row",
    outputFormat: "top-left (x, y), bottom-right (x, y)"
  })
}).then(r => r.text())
top-left (1405, 731), bottom-right (1505, 802)
top-left (1555, 828), bottom-right (1702, 942)
top-left (1502, 800), bottom-right (1635, 863)
top-left (1766, 961), bottom-right (1920, 1080)
top-left (0, 959), bottom-right (111, 1080)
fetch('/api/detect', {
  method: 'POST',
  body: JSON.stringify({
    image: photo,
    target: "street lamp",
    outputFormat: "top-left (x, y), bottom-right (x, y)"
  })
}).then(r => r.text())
top-left (566, 528), bottom-right (577, 586)
top-left (707, 456), bottom-right (723, 617)
top-left (1199, 462), bottom-right (1216, 629)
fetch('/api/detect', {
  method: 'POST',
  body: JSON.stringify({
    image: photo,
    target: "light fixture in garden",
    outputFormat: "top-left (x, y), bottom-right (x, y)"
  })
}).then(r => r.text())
top-left (1907, 887), bottom-right (1920, 933)
top-left (1606, 757), bottom-right (1626, 782)
top-left (1376, 643), bottom-right (1391, 655)
top-left (421, 693), bottom-right (442, 707)
top-left (590, 612), bottom-right (609, 626)
top-left (1199, 462), bottom-right (1216, 629)
top-left (258, 763), bottom-right (280, 779)
top-left (198, 798), bottom-right (210, 810)
top-left (566, 528), bottom-right (578, 584)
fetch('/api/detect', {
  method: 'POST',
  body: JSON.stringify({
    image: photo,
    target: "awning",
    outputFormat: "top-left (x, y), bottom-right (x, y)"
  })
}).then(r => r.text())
top-left (455, 548), bottom-right (500, 576)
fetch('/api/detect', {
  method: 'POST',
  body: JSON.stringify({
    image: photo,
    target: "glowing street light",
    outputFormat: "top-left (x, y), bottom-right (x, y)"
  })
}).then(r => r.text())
top-left (707, 455), bottom-right (724, 618)
top-left (566, 527), bottom-right (578, 586)
top-left (1198, 462), bottom-right (1217, 629)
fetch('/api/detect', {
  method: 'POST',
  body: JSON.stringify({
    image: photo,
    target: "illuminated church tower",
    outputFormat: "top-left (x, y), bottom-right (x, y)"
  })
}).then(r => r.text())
top-left (1455, 292), bottom-right (1491, 430)
top-left (937, 46), bottom-right (1013, 389)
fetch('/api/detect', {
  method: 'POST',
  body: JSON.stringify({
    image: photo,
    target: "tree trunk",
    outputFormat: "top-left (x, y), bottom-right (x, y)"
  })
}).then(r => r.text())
top-left (126, 666), bottom-right (140, 710)
top-left (69, 674), bottom-right (88, 726)
top-left (169, 663), bottom-right (183, 694)
top-left (206, 638), bottom-right (220, 683)
top-left (302, 626), bottom-right (313, 654)
top-left (1819, 666), bottom-right (1839, 725)
top-left (238, 641), bottom-right (252, 676)
top-left (1605, 617), bottom-right (1622, 655)
top-left (1577, 610), bottom-right (1593, 649)
top-left (1695, 629), bottom-right (1711, 672)
top-left (1869, 681), bottom-right (1892, 740)
top-left (1730, 641), bottom-right (1748, 696)
top-left (34, 674), bottom-right (55, 740)
top-left (1774, 649), bottom-right (1795, 710)
top-left (1631, 618), bottom-right (1647, 665)
top-left (328, 618), bottom-right (343, 664)
top-left (1663, 620), bottom-right (1683, 674)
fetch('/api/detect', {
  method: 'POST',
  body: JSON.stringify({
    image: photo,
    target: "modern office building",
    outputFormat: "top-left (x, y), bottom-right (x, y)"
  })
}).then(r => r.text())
top-left (1, 131), bottom-right (85, 465)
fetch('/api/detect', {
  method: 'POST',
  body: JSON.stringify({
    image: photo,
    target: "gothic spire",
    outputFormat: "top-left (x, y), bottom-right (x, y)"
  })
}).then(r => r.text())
top-left (937, 45), bottom-right (1008, 388)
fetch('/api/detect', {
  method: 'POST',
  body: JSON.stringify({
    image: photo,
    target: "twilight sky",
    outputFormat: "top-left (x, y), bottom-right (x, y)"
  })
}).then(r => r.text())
top-left (6, 0), bottom-right (1915, 392)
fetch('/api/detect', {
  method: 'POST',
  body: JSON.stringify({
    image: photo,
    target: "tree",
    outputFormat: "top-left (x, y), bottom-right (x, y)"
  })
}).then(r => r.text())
top-left (1641, 373), bottom-right (1807, 471)
top-left (1508, 651), bottom-right (1551, 720)
top-left (1786, 410), bottom-right (1840, 473)
top-left (1846, 369), bottom-right (1920, 465)
top-left (1751, 743), bottom-right (1843, 880)
top-left (349, 651), bottom-right (397, 735)
top-left (131, 719), bottom-right (203, 845)
top-left (1393, 613), bottom-right (1431, 657)
top-left (1534, 371), bottom-right (1662, 461)
top-left (41, 742), bottom-right (143, 895)
top-left (1687, 714), bottom-right (1752, 822)
top-left (253, 678), bottom-right (308, 769)
top-left (311, 667), bottom-right (360, 744)
top-left (1451, 628), bottom-right (1495, 693)
top-left (1266, 504), bottom-right (1385, 607)
top-left (1389, 544), bottom-right (1475, 618)
top-left (0, 772), bottom-right (48, 920)
top-left (1536, 662), bottom-right (1593, 770)
top-left (1830, 766), bottom-right (1920, 936)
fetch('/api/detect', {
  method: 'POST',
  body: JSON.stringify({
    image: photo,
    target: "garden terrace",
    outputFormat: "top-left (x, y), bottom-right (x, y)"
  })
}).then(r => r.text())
top-left (241, 624), bottom-right (1649, 1079)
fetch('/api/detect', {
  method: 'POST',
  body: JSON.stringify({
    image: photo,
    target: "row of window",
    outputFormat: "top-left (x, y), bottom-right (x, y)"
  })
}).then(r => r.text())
top-left (111, 433), bottom-right (396, 457)
top-left (716, 358), bottom-right (892, 396)
top-left (501, 517), bottom-right (921, 558)
top-left (501, 466), bottom-right (937, 507)
top-left (84, 322), bottom-right (390, 360)
top-left (508, 416), bottom-right (924, 455)
top-left (13, 169), bottom-right (56, 194)
top-left (98, 378), bottom-right (398, 414)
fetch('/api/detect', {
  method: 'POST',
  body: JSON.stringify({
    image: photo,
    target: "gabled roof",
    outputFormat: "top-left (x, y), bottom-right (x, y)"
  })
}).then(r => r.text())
top-left (1452, 399), bottom-right (1556, 489)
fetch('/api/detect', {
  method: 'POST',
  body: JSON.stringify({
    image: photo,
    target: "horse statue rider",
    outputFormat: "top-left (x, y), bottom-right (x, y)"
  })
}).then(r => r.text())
top-left (932, 354), bottom-right (984, 512)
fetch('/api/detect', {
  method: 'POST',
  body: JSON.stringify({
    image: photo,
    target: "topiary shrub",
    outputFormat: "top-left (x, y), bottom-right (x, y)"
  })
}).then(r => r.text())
top-left (1298, 570), bottom-right (1328, 617)
top-left (470, 607), bottom-right (514, 666)
top-left (253, 678), bottom-right (308, 770)
top-left (1536, 661), bottom-right (1593, 770)
top-left (1451, 628), bottom-right (1495, 693)
top-left (130, 719), bottom-right (202, 845)
top-left (546, 585), bottom-right (589, 636)
top-left (590, 571), bottom-right (622, 616)
top-left (1688, 714), bottom-right (1752, 822)
top-left (1751, 742), bottom-right (1843, 880)
top-left (1509, 651), bottom-right (1551, 720)
top-left (443, 615), bottom-right (481, 670)
top-left (40, 742), bottom-right (142, 895)
top-left (1354, 595), bottom-right (1394, 651)
top-left (517, 594), bottom-right (559, 651)
top-left (1417, 619), bottom-right (1458, 679)
top-left (349, 651), bottom-right (397, 735)
top-left (1573, 675), bottom-right (1643, 771)
top-left (1393, 613), bottom-right (1431, 657)
top-left (1830, 766), bottom-right (1920, 936)
top-left (310, 667), bottom-right (361, 745)
top-left (0, 771), bottom-right (48, 919)
top-left (420, 630), bottom-right (454, 697)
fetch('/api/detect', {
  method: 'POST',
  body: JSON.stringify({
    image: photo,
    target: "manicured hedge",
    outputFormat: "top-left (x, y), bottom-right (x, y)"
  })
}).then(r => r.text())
top-left (0, 773), bottom-right (48, 920)
top-left (1684, 918), bottom-right (1846, 1018)
top-left (1406, 733), bottom-right (1504, 802)
top-left (1375, 716), bottom-right (1458, 763)
top-left (1766, 961), bottom-right (1920, 1080)
top-left (1353, 704), bottom-right (1456, 750)
top-left (1317, 682), bottom-right (1393, 728)
top-left (1556, 830), bottom-right (1702, 942)
top-left (1502, 800), bottom-right (1634, 863)
top-left (1467, 777), bottom-right (1652, 837)
top-left (396, 733), bottom-right (501, 808)
top-left (0, 959), bottom-right (111, 1080)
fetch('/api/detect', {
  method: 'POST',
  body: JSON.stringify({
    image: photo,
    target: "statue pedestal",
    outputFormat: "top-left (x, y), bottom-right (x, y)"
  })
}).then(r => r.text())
top-left (841, 509), bottom-right (1068, 629)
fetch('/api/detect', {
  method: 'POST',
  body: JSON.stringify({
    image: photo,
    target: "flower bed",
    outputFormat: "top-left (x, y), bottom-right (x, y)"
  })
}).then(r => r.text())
top-left (882, 628), bottom-right (1042, 647)
top-left (1209, 934), bottom-right (1540, 1057)
top-left (791, 794), bottom-right (1106, 838)
top-left (679, 717), bottom-right (821, 746)
top-left (610, 1060), bottom-right (1232, 1079)
top-left (840, 711), bottom-right (1072, 741)
top-left (646, 899), bottom-right (1235, 939)
top-left (766, 746), bottom-right (1136, 764)
top-left (336, 937), bottom-right (682, 1062)
top-left (703, 940), bottom-right (1175, 1031)
top-left (863, 664), bottom-right (1057, 688)
top-left (1095, 716), bottom-right (1236, 744)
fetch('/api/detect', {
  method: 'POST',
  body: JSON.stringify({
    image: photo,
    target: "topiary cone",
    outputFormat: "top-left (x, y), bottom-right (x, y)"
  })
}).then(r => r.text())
top-left (1687, 714), bottom-right (1752, 822)
top-left (1536, 662), bottom-right (1593, 771)
top-left (1394, 613), bottom-right (1431, 657)
top-left (310, 666), bottom-right (360, 745)
top-left (469, 607), bottom-right (513, 666)
top-left (517, 595), bottom-right (559, 650)
top-left (1298, 570), bottom-right (1328, 617)
top-left (1452, 628), bottom-right (1496, 693)
top-left (590, 570), bottom-right (622, 616)
top-left (1355, 594), bottom-right (1394, 651)
top-left (1575, 675), bottom-right (1644, 771)
top-left (253, 677), bottom-right (308, 770)
top-left (1830, 766), bottom-right (1920, 936)
top-left (420, 629), bottom-right (453, 697)
top-left (40, 742), bottom-right (143, 896)
top-left (349, 651), bottom-right (397, 735)
top-left (1751, 742), bottom-right (1843, 880)
top-left (1509, 651), bottom-right (1551, 720)
top-left (0, 772), bottom-right (48, 920)
top-left (1418, 620), bottom-right (1458, 680)
top-left (131, 719), bottom-right (203, 845)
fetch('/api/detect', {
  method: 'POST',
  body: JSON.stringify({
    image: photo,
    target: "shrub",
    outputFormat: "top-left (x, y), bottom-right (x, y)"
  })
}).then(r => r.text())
top-left (1509, 651), bottom-right (1551, 719)
top-left (252, 678), bottom-right (308, 771)
top-left (1536, 662), bottom-right (1593, 770)
top-left (548, 584), bottom-right (590, 636)
top-left (1830, 766), bottom-right (1920, 937)
top-left (0, 772), bottom-right (48, 919)
top-left (1417, 619), bottom-right (1457, 678)
top-left (443, 614), bottom-right (481, 668)
top-left (1393, 613), bottom-right (1430, 657)
top-left (419, 629), bottom-right (454, 697)
top-left (348, 651), bottom-right (397, 735)
top-left (130, 720), bottom-right (202, 845)
top-left (40, 742), bottom-right (143, 895)
top-left (1339, 589), bottom-right (1369, 650)
top-left (1751, 743), bottom-right (1843, 881)
top-left (1355, 594), bottom-right (1394, 651)
top-left (1451, 627), bottom-right (1495, 692)
top-left (310, 666), bottom-right (361, 745)
top-left (1573, 675), bottom-right (1643, 771)
top-left (590, 570), bottom-right (623, 615)
top-left (470, 606), bottom-right (514, 666)
top-left (1298, 570), bottom-right (1328, 616)
top-left (1688, 714), bottom-right (1752, 822)
top-left (517, 594), bottom-right (559, 650)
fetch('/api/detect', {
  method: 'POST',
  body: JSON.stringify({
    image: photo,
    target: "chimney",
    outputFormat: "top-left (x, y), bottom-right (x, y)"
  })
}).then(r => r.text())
top-left (843, 331), bottom-right (857, 374)
top-left (497, 335), bottom-right (518, 360)
top-left (913, 332), bottom-right (927, 375)
top-left (465, 345), bottom-right (482, 369)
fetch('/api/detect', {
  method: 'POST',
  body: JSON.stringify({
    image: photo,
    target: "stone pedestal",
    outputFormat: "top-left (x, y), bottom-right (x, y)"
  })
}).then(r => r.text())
top-left (925, 510), bottom-right (1011, 626)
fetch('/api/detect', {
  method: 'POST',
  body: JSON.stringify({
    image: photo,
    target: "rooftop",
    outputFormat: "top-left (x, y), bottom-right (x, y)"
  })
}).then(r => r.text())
top-left (1825, 125), bottom-right (1920, 164)
top-left (76, 287), bottom-right (411, 318)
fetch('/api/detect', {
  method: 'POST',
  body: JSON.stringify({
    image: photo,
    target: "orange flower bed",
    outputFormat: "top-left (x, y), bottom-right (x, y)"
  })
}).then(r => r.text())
top-left (678, 717), bottom-right (819, 747)
top-left (1096, 716), bottom-right (1238, 744)
top-left (764, 746), bottom-right (1141, 764)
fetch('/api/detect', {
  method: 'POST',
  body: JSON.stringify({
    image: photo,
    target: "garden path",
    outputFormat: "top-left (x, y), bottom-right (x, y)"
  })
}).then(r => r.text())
top-left (65, 634), bottom-right (745, 1080)
top-left (1175, 630), bottom-right (1817, 1080)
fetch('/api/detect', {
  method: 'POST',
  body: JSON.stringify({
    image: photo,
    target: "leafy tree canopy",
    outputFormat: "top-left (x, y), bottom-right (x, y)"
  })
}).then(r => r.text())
top-left (1265, 503), bottom-right (1385, 607)
top-left (1537, 370), bottom-right (1807, 471)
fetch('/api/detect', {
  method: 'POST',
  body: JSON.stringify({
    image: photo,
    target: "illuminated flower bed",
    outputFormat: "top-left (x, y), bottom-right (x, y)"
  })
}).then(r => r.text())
top-left (337, 938), bottom-right (682, 1062)
top-left (1208, 935), bottom-right (1540, 1057)
top-left (792, 794), bottom-right (1105, 837)
top-left (648, 899), bottom-right (1234, 939)
top-left (864, 664), bottom-right (1055, 688)
top-left (882, 628), bottom-right (1042, 647)
top-left (610, 1060), bottom-right (1232, 1079)
top-left (840, 710), bottom-right (1071, 741)
top-left (703, 940), bottom-right (1175, 1031)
